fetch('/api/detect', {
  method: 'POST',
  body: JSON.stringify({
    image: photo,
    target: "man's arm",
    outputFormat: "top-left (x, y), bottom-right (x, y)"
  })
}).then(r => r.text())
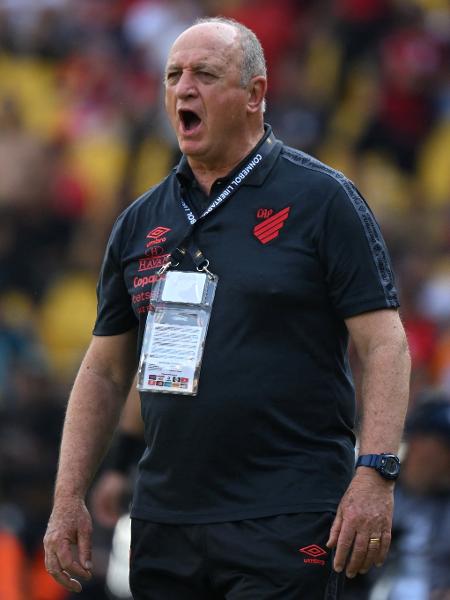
top-left (44, 329), bottom-right (137, 593)
top-left (327, 308), bottom-right (410, 578)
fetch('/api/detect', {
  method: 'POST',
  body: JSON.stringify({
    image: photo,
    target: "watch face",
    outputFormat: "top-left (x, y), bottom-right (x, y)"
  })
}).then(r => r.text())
top-left (382, 456), bottom-right (400, 477)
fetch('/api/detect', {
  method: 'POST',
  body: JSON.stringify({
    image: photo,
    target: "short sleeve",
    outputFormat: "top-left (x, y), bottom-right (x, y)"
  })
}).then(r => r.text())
top-left (93, 217), bottom-right (137, 335)
top-left (318, 180), bottom-right (399, 318)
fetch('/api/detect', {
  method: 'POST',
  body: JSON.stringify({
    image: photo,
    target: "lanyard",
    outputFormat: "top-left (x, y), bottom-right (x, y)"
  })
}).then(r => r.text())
top-left (159, 130), bottom-right (277, 276)
top-left (179, 130), bottom-right (276, 227)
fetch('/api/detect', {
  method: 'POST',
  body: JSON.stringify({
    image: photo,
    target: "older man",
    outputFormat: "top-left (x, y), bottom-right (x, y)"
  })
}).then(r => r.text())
top-left (44, 17), bottom-right (410, 599)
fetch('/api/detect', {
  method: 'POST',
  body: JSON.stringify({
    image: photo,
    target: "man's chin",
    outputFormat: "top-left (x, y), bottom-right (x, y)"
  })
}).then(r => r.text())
top-left (178, 139), bottom-right (205, 158)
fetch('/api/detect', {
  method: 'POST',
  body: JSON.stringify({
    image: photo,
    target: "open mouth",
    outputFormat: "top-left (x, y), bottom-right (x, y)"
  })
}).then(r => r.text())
top-left (179, 109), bottom-right (202, 132)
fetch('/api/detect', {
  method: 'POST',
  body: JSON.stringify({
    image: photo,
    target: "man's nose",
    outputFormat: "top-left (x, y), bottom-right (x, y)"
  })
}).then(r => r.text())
top-left (175, 71), bottom-right (198, 98)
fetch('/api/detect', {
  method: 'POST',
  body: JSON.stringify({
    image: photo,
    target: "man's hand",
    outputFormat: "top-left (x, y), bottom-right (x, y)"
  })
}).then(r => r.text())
top-left (43, 497), bottom-right (93, 593)
top-left (326, 469), bottom-right (393, 578)
top-left (91, 470), bottom-right (130, 528)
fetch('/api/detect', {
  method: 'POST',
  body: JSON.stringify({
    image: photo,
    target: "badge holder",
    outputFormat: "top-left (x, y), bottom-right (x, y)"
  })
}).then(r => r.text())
top-left (137, 267), bottom-right (218, 395)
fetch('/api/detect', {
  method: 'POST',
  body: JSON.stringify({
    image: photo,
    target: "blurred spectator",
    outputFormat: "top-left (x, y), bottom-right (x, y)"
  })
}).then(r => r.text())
top-left (333, 0), bottom-right (393, 96)
top-left (0, 96), bottom-right (51, 209)
top-left (213, 0), bottom-right (303, 97)
top-left (266, 54), bottom-right (326, 152)
top-left (56, 38), bottom-right (127, 139)
top-left (431, 323), bottom-right (450, 396)
top-left (369, 394), bottom-right (450, 599)
top-left (0, 363), bottom-right (67, 600)
top-left (0, 98), bottom-right (88, 299)
top-left (0, 0), bottom-right (69, 55)
top-left (357, 5), bottom-right (444, 171)
top-left (396, 251), bottom-right (439, 401)
top-left (122, 0), bottom-right (200, 76)
top-left (0, 292), bottom-right (45, 405)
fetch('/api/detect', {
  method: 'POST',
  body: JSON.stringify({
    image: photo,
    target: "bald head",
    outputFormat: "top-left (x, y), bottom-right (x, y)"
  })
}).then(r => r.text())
top-left (169, 21), bottom-right (239, 78)
top-left (181, 19), bottom-right (238, 44)
top-left (169, 17), bottom-right (267, 89)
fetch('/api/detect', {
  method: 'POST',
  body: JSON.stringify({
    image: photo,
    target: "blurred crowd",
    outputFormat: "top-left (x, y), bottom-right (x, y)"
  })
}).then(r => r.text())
top-left (0, 0), bottom-right (449, 599)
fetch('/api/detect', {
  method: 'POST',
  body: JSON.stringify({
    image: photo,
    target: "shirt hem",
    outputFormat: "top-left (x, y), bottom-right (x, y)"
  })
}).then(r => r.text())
top-left (130, 501), bottom-right (339, 524)
top-left (92, 322), bottom-right (138, 336)
top-left (338, 299), bottom-right (399, 320)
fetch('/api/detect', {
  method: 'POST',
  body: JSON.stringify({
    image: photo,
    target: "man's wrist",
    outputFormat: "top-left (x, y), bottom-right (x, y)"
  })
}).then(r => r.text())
top-left (353, 466), bottom-right (396, 488)
top-left (356, 453), bottom-right (401, 481)
top-left (53, 489), bottom-right (86, 504)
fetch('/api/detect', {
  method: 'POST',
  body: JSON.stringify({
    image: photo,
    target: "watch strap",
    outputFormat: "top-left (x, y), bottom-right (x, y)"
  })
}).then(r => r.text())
top-left (356, 454), bottom-right (382, 469)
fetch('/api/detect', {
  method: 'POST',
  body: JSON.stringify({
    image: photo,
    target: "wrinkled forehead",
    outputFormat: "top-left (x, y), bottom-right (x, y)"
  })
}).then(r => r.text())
top-left (166, 23), bottom-right (241, 70)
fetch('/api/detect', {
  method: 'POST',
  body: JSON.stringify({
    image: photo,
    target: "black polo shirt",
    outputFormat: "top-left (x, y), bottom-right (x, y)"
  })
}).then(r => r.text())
top-left (94, 126), bottom-right (399, 524)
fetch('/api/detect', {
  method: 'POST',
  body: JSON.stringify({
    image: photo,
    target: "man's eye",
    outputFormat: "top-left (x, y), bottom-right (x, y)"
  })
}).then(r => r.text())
top-left (166, 72), bottom-right (180, 84)
top-left (197, 71), bottom-right (216, 81)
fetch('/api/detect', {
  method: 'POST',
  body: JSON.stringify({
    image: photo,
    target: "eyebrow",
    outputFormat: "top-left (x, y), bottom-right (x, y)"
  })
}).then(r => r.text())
top-left (193, 62), bottom-right (220, 72)
top-left (165, 60), bottom-right (223, 74)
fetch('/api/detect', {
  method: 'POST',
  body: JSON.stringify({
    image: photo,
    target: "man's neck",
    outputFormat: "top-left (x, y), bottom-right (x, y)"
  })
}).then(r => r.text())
top-left (188, 129), bottom-right (264, 195)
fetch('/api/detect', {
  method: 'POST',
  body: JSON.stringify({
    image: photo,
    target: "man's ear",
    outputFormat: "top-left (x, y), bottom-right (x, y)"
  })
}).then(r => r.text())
top-left (247, 76), bottom-right (267, 114)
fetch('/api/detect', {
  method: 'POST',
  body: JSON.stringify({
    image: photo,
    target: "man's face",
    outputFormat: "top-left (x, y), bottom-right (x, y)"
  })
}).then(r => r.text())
top-left (164, 24), bottom-right (250, 165)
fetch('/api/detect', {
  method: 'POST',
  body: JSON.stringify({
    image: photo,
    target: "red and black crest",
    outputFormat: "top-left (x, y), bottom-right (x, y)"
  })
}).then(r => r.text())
top-left (253, 206), bottom-right (291, 244)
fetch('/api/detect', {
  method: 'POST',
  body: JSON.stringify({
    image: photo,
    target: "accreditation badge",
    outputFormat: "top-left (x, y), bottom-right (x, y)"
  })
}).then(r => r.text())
top-left (137, 270), bottom-right (218, 395)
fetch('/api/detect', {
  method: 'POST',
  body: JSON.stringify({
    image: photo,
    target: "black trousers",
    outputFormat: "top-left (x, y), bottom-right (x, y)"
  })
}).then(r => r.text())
top-left (130, 512), bottom-right (343, 599)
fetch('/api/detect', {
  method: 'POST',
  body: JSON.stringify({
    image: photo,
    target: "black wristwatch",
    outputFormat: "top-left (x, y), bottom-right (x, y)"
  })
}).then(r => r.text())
top-left (356, 453), bottom-right (401, 480)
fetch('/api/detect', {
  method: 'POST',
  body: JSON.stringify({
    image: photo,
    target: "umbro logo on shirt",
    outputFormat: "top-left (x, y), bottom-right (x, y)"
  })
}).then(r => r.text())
top-left (148, 226), bottom-right (171, 239)
top-left (253, 207), bottom-right (290, 244)
top-left (146, 226), bottom-right (171, 248)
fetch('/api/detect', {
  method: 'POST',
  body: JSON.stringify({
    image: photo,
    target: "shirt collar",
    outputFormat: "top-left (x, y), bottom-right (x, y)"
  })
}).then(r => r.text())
top-left (175, 124), bottom-right (282, 190)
